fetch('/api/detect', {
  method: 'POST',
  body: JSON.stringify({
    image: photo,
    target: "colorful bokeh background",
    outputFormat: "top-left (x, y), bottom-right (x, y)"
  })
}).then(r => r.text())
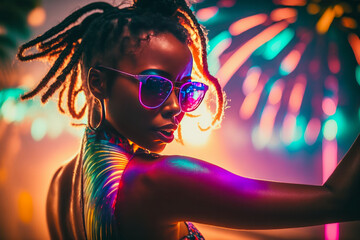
top-left (0, 0), bottom-right (360, 239)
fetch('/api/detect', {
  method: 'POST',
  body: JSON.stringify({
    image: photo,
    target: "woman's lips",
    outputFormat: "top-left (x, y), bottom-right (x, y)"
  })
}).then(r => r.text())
top-left (153, 130), bottom-right (175, 143)
top-left (153, 123), bottom-right (177, 143)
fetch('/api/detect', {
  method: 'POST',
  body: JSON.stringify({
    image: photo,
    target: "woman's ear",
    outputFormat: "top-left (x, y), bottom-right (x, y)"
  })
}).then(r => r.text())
top-left (87, 67), bottom-right (107, 100)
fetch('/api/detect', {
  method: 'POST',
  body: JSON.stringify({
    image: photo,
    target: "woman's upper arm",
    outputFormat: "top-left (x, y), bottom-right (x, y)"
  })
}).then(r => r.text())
top-left (143, 155), bottom-right (338, 229)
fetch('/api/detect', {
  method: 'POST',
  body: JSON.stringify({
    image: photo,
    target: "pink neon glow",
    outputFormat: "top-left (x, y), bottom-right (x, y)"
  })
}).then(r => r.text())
top-left (325, 223), bottom-right (339, 240)
top-left (322, 138), bottom-right (337, 183)
top-left (323, 138), bottom-right (339, 240)
top-left (218, 21), bottom-right (289, 87)
top-left (288, 74), bottom-right (307, 113)
top-left (229, 14), bottom-right (268, 36)
top-left (348, 33), bottom-right (360, 65)
top-left (328, 43), bottom-right (340, 74)
top-left (242, 67), bottom-right (261, 95)
top-left (217, 0), bottom-right (236, 8)
top-left (273, 0), bottom-right (306, 6)
top-left (239, 82), bottom-right (265, 119)
top-left (196, 6), bottom-right (219, 22)
top-left (270, 8), bottom-right (298, 23)
top-left (304, 118), bottom-right (321, 145)
top-left (322, 98), bottom-right (337, 116)
top-left (325, 75), bottom-right (339, 93)
top-left (280, 49), bottom-right (301, 75)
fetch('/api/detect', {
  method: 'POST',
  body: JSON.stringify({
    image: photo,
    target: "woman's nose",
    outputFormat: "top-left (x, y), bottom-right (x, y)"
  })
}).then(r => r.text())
top-left (161, 90), bottom-right (182, 118)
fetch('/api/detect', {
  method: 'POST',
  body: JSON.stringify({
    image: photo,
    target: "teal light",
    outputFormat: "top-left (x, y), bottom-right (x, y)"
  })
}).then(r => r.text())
top-left (323, 119), bottom-right (338, 141)
top-left (31, 118), bottom-right (47, 141)
top-left (263, 28), bottom-right (295, 60)
top-left (208, 31), bottom-right (232, 75)
top-left (356, 65), bottom-right (360, 86)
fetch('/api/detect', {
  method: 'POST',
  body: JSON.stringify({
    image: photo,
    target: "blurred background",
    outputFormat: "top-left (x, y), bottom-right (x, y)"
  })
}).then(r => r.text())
top-left (0, 0), bottom-right (360, 239)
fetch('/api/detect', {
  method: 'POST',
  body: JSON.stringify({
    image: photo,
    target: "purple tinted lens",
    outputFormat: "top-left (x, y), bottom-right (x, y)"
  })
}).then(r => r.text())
top-left (140, 76), bottom-right (172, 108)
top-left (179, 82), bottom-right (207, 112)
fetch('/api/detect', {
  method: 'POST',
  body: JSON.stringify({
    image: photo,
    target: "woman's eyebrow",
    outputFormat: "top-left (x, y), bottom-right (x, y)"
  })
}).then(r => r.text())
top-left (140, 69), bottom-right (191, 82)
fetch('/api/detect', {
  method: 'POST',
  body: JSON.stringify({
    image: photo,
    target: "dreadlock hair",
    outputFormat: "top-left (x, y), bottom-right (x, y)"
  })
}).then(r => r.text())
top-left (17, 0), bottom-right (225, 133)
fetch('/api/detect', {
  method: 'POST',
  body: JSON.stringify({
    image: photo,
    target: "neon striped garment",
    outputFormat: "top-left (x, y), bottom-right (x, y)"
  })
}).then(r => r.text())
top-left (81, 126), bottom-right (205, 239)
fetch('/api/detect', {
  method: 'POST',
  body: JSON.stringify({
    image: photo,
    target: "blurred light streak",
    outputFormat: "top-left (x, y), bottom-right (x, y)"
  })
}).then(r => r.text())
top-left (279, 49), bottom-right (301, 75)
top-left (341, 17), bottom-right (357, 29)
top-left (257, 80), bottom-right (284, 146)
top-left (333, 4), bottom-right (344, 18)
top-left (304, 117), bottom-right (321, 145)
top-left (263, 28), bottom-right (295, 60)
top-left (323, 119), bottom-right (338, 141)
top-left (281, 113), bottom-right (296, 144)
top-left (242, 66), bottom-right (261, 95)
top-left (273, 0), bottom-right (306, 7)
top-left (208, 31), bottom-right (232, 75)
top-left (27, 7), bottom-right (46, 27)
top-left (239, 81), bottom-right (265, 120)
top-left (322, 97), bottom-right (336, 116)
top-left (270, 8), bottom-right (297, 23)
top-left (288, 74), bottom-right (307, 113)
top-left (218, 21), bottom-right (289, 87)
top-left (316, 7), bottom-right (335, 34)
top-left (328, 43), bottom-right (340, 74)
top-left (228, 14), bottom-right (268, 36)
top-left (307, 3), bottom-right (320, 15)
top-left (348, 33), bottom-right (360, 64)
top-left (18, 191), bottom-right (33, 223)
top-left (322, 138), bottom-right (339, 240)
top-left (268, 79), bottom-right (284, 105)
top-left (196, 6), bottom-right (219, 22)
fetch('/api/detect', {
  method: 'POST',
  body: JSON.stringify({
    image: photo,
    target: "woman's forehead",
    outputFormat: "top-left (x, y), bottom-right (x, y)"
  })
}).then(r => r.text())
top-left (114, 32), bottom-right (193, 78)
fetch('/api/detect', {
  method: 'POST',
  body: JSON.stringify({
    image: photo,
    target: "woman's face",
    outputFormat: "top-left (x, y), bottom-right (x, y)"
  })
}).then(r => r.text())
top-left (103, 32), bottom-right (193, 153)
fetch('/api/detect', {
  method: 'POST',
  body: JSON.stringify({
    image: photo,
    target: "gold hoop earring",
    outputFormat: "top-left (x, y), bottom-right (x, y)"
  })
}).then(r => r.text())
top-left (89, 98), bottom-right (105, 131)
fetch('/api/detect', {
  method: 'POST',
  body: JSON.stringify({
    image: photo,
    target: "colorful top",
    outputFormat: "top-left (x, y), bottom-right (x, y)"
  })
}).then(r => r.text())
top-left (81, 125), bottom-right (205, 239)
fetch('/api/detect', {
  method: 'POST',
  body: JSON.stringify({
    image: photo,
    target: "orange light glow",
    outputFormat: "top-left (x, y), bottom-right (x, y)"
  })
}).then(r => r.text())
top-left (348, 33), bottom-right (360, 64)
top-left (239, 82), bottom-right (265, 119)
top-left (333, 4), bottom-right (344, 18)
top-left (218, 21), bottom-right (289, 87)
top-left (280, 49), bottom-right (301, 75)
top-left (270, 8), bottom-right (297, 23)
top-left (18, 191), bottom-right (33, 223)
top-left (229, 14), bottom-right (268, 36)
top-left (304, 118), bottom-right (321, 145)
top-left (273, 0), bottom-right (306, 6)
top-left (316, 7), bottom-right (335, 34)
top-left (196, 6), bottom-right (219, 22)
top-left (242, 67), bottom-right (261, 95)
top-left (27, 7), bottom-right (46, 27)
top-left (268, 79), bottom-right (284, 105)
top-left (288, 74), bottom-right (306, 113)
top-left (341, 17), bottom-right (357, 29)
top-left (307, 3), bottom-right (320, 15)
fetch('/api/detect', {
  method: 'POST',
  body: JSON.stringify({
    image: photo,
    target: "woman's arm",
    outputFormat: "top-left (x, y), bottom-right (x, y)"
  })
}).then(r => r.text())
top-left (137, 135), bottom-right (360, 229)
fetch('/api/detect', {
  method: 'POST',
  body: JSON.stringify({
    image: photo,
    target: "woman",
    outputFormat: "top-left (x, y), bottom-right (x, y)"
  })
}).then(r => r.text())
top-left (17, 0), bottom-right (360, 239)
